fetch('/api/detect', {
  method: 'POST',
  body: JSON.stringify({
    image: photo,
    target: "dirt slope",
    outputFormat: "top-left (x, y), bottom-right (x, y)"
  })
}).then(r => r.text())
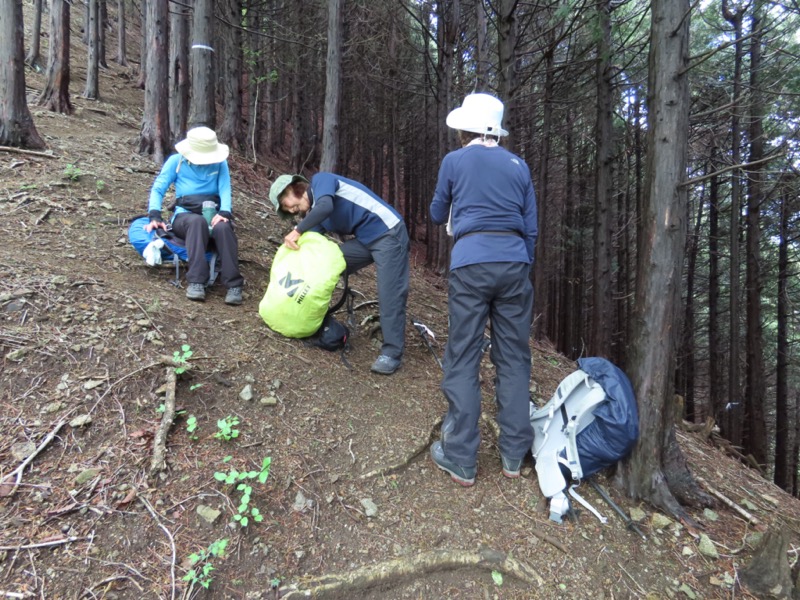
top-left (2, 27), bottom-right (800, 600)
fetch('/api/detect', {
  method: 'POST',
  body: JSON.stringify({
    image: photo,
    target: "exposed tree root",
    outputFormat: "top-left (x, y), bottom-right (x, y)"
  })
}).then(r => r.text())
top-left (359, 418), bottom-right (441, 479)
top-left (278, 548), bottom-right (543, 598)
top-left (360, 412), bottom-right (505, 481)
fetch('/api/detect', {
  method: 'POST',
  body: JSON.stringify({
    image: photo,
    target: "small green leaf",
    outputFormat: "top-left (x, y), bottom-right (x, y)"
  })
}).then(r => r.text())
top-left (492, 571), bottom-right (503, 586)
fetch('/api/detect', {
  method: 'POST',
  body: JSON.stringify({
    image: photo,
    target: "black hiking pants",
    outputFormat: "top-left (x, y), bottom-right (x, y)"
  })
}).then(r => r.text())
top-left (172, 212), bottom-right (243, 289)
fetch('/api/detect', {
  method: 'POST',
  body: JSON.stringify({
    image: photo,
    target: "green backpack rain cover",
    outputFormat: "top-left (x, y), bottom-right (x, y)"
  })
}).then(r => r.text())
top-left (259, 232), bottom-right (346, 338)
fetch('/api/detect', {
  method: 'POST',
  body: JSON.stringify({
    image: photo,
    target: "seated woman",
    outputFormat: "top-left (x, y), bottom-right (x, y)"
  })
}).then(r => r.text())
top-left (145, 127), bottom-right (244, 305)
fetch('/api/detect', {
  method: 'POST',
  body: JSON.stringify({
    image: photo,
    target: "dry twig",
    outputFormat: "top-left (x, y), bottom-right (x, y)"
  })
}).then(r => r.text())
top-left (0, 420), bottom-right (68, 497)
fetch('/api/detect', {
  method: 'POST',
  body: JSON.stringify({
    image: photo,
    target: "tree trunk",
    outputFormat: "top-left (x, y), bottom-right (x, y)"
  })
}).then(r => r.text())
top-left (1, 0), bottom-right (46, 149)
top-left (707, 156), bottom-right (724, 424)
top-left (38, 0), bottom-right (73, 114)
top-left (189, 0), bottom-right (216, 129)
top-left (743, 0), bottom-right (767, 469)
top-left (497, 0), bottom-right (517, 150)
top-left (138, 0), bottom-right (170, 163)
top-left (83, 0), bottom-right (100, 99)
top-left (218, 0), bottom-right (243, 149)
top-left (475, 0), bottom-right (488, 89)
top-left (592, 0), bottom-right (614, 359)
top-left (136, 0), bottom-right (146, 88)
top-left (676, 190), bottom-right (704, 422)
top-left (619, 0), bottom-right (711, 519)
top-left (722, 0), bottom-right (745, 447)
top-left (775, 188), bottom-right (790, 491)
top-left (25, 0), bottom-right (44, 70)
top-left (116, 0), bottom-right (128, 66)
top-left (99, 0), bottom-right (108, 69)
top-left (320, 0), bottom-right (343, 172)
top-left (169, 0), bottom-right (190, 145)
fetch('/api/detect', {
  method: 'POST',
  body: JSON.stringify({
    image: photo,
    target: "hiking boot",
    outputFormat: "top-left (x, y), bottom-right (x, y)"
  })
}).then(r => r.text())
top-left (430, 441), bottom-right (476, 487)
top-left (501, 455), bottom-right (522, 479)
top-left (186, 282), bottom-right (206, 301)
top-left (225, 286), bottom-right (243, 305)
top-left (371, 354), bottom-right (401, 375)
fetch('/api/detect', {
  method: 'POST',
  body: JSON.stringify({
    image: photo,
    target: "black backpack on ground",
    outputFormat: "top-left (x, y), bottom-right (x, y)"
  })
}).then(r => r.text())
top-left (306, 314), bottom-right (349, 352)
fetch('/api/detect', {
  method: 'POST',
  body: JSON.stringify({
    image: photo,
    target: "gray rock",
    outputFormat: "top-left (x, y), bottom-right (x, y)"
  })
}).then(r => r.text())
top-left (361, 498), bottom-right (378, 517)
top-left (196, 505), bottom-right (221, 524)
top-left (698, 534), bottom-right (719, 559)
top-left (240, 384), bottom-right (254, 401)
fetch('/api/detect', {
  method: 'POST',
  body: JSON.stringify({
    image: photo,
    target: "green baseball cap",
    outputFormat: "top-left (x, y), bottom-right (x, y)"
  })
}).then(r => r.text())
top-left (268, 174), bottom-right (309, 216)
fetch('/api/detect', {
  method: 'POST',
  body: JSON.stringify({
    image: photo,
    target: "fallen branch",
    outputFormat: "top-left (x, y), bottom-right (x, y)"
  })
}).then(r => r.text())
top-left (278, 548), bottom-right (543, 598)
top-left (79, 575), bottom-right (143, 599)
top-left (150, 366), bottom-right (178, 475)
top-left (0, 420), bottom-right (67, 497)
top-left (695, 475), bottom-right (762, 527)
top-left (0, 535), bottom-right (90, 552)
top-left (0, 146), bottom-right (56, 158)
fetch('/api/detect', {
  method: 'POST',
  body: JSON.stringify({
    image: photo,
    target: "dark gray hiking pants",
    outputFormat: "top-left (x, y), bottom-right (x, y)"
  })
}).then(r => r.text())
top-left (340, 222), bottom-right (410, 360)
top-left (172, 212), bottom-right (244, 289)
top-left (440, 261), bottom-right (534, 468)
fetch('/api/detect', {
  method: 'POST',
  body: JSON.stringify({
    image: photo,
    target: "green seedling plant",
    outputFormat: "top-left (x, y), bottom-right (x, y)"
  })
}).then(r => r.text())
top-left (182, 537), bottom-right (229, 590)
top-left (63, 163), bottom-right (83, 181)
top-left (213, 457), bottom-right (271, 528)
top-left (186, 415), bottom-right (198, 440)
top-left (172, 344), bottom-right (193, 375)
top-left (213, 415), bottom-right (239, 441)
top-left (95, 179), bottom-right (105, 194)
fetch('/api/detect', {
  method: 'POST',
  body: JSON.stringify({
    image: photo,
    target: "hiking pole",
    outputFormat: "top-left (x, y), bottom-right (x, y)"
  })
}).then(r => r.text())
top-left (412, 319), bottom-right (443, 371)
top-left (589, 479), bottom-right (646, 540)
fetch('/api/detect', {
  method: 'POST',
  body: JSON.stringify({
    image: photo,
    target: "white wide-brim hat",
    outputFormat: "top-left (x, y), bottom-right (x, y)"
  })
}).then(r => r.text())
top-left (175, 126), bottom-right (229, 164)
top-left (446, 93), bottom-right (509, 137)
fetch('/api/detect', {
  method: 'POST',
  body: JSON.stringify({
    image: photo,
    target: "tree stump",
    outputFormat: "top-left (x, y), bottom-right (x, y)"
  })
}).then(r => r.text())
top-left (741, 529), bottom-right (793, 599)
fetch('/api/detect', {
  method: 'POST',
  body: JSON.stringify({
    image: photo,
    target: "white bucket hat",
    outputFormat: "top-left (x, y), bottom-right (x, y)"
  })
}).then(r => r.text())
top-left (446, 93), bottom-right (509, 137)
top-left (175, 126), bottom-right (229, 164)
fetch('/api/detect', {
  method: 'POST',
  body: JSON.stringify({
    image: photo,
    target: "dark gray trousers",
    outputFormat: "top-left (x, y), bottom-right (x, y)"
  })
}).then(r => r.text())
top-left (340, 222), bottom-right (410, 360)
top-left (172, 212), bottom-right (244, 288)
top-left (440, 261), bottom-right (534, 467)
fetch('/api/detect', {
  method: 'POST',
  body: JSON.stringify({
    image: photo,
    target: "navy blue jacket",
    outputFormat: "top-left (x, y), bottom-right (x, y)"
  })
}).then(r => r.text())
top-left (299, 173), bottom-right (401, 246)
top-left (431, 144), bottom-right (537, 270)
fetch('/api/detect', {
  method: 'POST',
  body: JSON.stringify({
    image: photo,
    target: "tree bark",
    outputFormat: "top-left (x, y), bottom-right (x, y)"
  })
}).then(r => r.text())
top-left (189, 0), bottom-right (216, 129)
top-left (169, 0), bottom-right (190, 145)
top-left (743, 0), bottom-right (767, 468)
top-left (721, 0), bottom-right (745, 447)
top-left (116, 0), bottom-right (128, 66)
top-left (320, 0), bottom-right (343, 172)
top-left (218, 0), bottom-right (243, 149)
top-left (591, 0), bottom-right (614, 359)
top-left (775, 187), bottom-right (790, 490)
top-left (83, 0), bottom-right (100, 99)
top-left (138, 0), bottom-right (170, 163)
top-left (38, 0), bottom-right (73, 115)
top-left (25, 0), bottom-right (44, 69)
top-left (1, 0), bottom-right (46, 149)
top-left (619, 0), bottom-right (711, 519)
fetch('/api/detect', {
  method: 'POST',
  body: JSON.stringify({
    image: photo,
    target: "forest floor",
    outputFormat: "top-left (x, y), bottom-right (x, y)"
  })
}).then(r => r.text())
top-left (4, 13), bottom-right (800, 600)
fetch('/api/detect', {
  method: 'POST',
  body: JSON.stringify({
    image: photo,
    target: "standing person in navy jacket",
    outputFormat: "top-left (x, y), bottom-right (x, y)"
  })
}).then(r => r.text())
top-left (269, 172), bottom-right (410, 375)
top-left (428, 93), bottom-right (538, 486)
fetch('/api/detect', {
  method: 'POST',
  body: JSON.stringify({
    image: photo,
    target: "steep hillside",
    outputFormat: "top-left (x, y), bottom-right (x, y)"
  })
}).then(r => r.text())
top-left (2, 11), bottom-right (800, 600)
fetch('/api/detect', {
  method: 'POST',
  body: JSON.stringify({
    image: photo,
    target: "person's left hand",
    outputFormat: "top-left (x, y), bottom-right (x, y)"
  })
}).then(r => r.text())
top-left (283, 228), bottom-right (301, 250)
top-left (210, 213), bottom-right (229, 228)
